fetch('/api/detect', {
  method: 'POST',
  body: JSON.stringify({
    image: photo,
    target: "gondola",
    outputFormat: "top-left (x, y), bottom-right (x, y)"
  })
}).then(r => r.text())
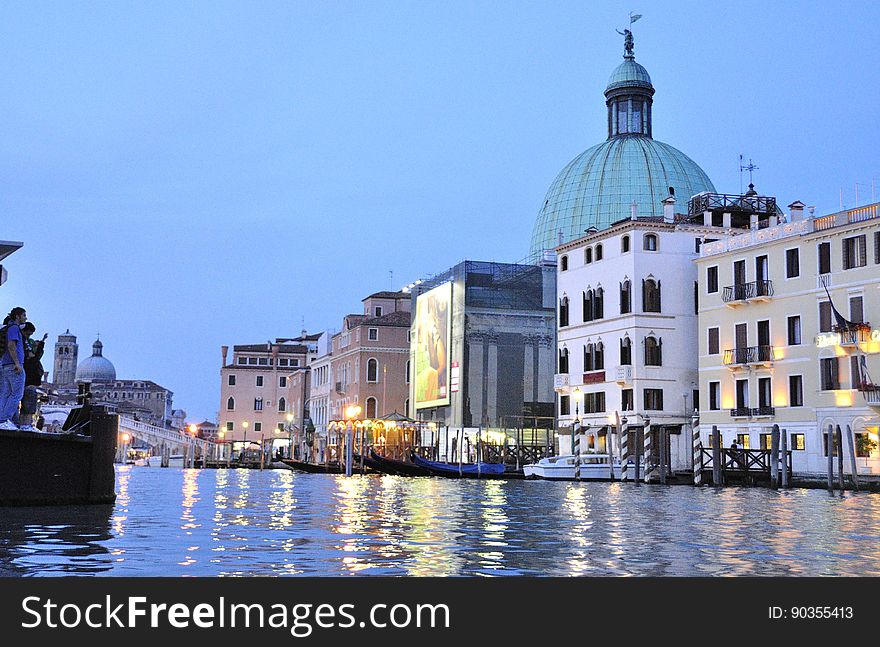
top-left (279, 459), bottom-right (345, 474)
top-left (410, 453), bottom-right (508, 479)
top-left (367, 449), bottom-right (433, 476)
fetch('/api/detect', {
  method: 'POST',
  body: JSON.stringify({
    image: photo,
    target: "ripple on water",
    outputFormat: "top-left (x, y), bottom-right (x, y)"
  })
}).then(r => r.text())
top-left (1, 467), bottom-right (879, 576)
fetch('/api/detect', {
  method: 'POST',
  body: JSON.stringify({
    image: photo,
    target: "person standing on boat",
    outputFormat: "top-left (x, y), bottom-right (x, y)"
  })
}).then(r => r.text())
top-left (0, 307), bottom-right (28, 430)
top-left (17, 322), bottom-right (47, 431)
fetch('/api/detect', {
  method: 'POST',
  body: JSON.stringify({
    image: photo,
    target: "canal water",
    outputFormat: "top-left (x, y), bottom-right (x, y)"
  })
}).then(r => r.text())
top-left (2, 466), bottom-right (879, 577)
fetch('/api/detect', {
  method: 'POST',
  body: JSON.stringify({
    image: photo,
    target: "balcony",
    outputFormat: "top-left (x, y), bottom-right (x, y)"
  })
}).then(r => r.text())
top-left (722, 280), bottom-right (773, 305)
top-left (553, 373), bottom-right (570, 392)
top-left (835, 322), bottom-right (872, 348)
top-left (722, 345), bottom-right (775, 368)
top-left (859, 384), bottom-right (880, 411)
top-left (614, 365), bottom-right (633, 386)
top-left (729, 406), bottom-right (775, 419)
top-left (753, 406), bottom-right (775, 418)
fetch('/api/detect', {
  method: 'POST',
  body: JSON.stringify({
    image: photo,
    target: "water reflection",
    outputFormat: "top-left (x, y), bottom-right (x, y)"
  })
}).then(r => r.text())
top-left (1, 467), bottom-right (879, 577)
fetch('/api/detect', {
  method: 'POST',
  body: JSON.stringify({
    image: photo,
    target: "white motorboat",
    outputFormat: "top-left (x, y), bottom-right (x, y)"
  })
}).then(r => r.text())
top-left (145, 454), bottom-right (186, 468)
top-left (523, 453), bottom-right (632, 480)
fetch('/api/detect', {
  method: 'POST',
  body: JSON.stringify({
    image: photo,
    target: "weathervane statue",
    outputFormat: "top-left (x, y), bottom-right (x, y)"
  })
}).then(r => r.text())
top-left (616, 12), bottom-right (642, 58)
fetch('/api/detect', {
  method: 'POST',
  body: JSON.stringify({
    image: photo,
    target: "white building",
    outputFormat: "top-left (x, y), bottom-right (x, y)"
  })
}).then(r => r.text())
top-left (556, 194), bottom-right (756, 472)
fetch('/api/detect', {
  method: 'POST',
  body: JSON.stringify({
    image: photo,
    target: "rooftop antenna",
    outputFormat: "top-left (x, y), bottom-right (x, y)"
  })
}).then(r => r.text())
top-left (389, 270), bottom-right (393, 291)
top-left (739, 155), bottom-right (758, 194)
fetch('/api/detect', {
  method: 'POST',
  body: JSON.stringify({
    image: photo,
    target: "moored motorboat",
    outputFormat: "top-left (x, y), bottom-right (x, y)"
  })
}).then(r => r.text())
top-left (410, 453), bottom-right (507, 479)
top-left (522, 453), bottom-right (629, 480)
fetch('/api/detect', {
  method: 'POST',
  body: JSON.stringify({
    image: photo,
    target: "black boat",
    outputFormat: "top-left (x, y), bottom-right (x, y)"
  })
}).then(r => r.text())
top-left (279, 459), bottom-right (344, 474)
top-left (367, 449), bottom-right (433, 476)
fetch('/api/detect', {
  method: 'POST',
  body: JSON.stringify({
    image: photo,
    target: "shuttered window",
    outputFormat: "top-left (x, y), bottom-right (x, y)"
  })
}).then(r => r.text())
top-left (819, 301), bottom-right (832, 333)
top-left (842, 235), bottom-right (867, 270)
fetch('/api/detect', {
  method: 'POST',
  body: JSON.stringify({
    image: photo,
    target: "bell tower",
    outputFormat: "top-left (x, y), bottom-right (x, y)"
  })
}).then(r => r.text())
top-left (53, 329), bottom-right (79, 387)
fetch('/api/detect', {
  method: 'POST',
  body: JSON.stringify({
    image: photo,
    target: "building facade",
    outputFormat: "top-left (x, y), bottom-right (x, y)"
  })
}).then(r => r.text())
top-left (555, 192), bottom-right (766, 469)
top-left (218, 340), bottom-right (311, 448)
top-left (327, 291), bottom-right (412, 424)
top-left (409, 260), bottom-right (556, 444)
top-left (696, 201), bottom-right (880, 474)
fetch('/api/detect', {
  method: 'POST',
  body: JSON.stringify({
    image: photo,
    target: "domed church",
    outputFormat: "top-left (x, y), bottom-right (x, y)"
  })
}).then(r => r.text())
top-left (75, 338), bottom-right (117, 383)
top-left (530, 31), bottom-right (716, 257)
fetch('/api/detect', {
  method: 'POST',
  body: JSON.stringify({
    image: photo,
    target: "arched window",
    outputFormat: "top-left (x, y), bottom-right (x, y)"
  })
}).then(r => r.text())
top-left (367, 358), bottom-right (378, 382)
top-left (594, 287), bottom-right (604, 319)
top-left (561, 255), bottom-right (568, 271)
top-left (278, 397), bottom-right (286, 412)
top-left (254, 397), bottom-right (263, 411)
top-left (585, 247), bottom-right (593, 264)
top-left (227, 397), bottom-right (235, 411)
top-left (559, 347), bottom-right (569, 373)
top-left (366, 397), bottom-right (377, 419)
top-left (405, 359), bottom-right (411, 384)
top-left (620, 337), bottom-right (632, 365)
top-left (595, 244), bottom-right (603, 260)
top-left (621, 235), bottom-right (630, 253)
top-left (620, 280), bottom-right (632, 314)
top-left (595, 341), bottom-right (605, 370)
top-left (559, 296), bottom-right (569, 327)
top-left (583, 289), bottom-right (594, 322)
top-left (644, 233), bottom-right (658, 251)
top-left (643, 278), bottom-right (661, 313)
top-left (584, 343), bottom-right (595, 371)
top-left (644, 336), bottom-right (663, 366)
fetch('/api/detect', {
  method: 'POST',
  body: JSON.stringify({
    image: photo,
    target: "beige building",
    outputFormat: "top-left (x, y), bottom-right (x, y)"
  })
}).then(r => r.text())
top-left (219, 337), bottom-right (314, 450)
top-left (328, 291), bottom-right (412, 427)
top-left (696, 200), bottom-right (880, 475)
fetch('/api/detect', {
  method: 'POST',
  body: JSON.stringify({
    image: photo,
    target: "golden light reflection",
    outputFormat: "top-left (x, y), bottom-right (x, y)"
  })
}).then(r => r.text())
top-left (563, 484), bottom-right (594, 576)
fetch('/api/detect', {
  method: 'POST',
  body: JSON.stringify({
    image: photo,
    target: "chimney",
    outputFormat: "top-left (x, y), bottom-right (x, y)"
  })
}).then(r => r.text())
top-left (630, 202), bottom-right (638, 220)
top-left (221, 345), bottom-right (228, 366)
top-left (662, 195), bottom-right (676, 223)
top-left (301, 328), bottom-right (308, 339)
top-left (788, 200), bottom-right (806, 222)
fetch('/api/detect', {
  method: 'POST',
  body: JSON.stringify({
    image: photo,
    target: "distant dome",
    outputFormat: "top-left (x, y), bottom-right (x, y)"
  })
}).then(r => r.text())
top-left (75, 338), bottom-right (116, 382)
top-left (529, 35), bottom-right (715, 256)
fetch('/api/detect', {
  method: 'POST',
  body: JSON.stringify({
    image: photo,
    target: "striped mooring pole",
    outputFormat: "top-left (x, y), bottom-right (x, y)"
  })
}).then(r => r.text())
top-left (620, 416), bottom-right (628, 482)
top-left (643, 417), bottom-right (654, 483)
top-left (573, 423), bottom-right (582, 481)
top-left (692, 415), bottom-right (702, 487)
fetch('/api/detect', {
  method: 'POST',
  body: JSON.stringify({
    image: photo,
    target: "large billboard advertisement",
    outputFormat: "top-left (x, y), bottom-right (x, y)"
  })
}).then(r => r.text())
top-left (414, 281), bottom-right (452, 409)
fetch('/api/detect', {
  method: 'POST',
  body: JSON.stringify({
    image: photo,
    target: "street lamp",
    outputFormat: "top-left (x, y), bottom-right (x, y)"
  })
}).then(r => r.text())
top-left (187, 423), bottom-right (198, 468)
top-left (344, 405), bottom-right (361, 476)
top-left (121, 433), bottom-right (130, 464)
top-left (571, 387), bottom-right (582, 456)
top-left (242, 421), bottom-right (249, 462)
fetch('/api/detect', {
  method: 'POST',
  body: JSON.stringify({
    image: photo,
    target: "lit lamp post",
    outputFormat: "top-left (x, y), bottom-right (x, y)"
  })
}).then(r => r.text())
top-left (571, 387), bottom-right (581, 456)
top-left (188, 424), bottom-right (198, 468)
top-left (242, 421), bottom-right (249, 463)
top-left (217, 430), bottom-right (225, 465)
top-left (120, 433), bottom-right (130, 464)
top-left (344, 404), bottom-right (361, 476)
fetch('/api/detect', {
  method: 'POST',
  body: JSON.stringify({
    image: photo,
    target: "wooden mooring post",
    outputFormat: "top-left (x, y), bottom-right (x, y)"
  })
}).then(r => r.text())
top-left (658, 426), bottom-right (667, 485)
top-left (845, 424), bottom-right (860, 492)
top-left (836, 425), bottom-right (844, 492)
top-left (780, 428), bottom-right (789, 488)
top-left (643, 418), bottom-right (654, 483)
top-left (633, 427), bottom-right (641, 485)
top-left (770, 424), bottom-right (780, 489)
top-left (692, 419), bottom-right (702, 487)
top-left (711, 425), bottom-right (721, 487)
top-left (826, 423), bottom-right (834, 491)
top-left (620, 417), bottom-right (628, 483)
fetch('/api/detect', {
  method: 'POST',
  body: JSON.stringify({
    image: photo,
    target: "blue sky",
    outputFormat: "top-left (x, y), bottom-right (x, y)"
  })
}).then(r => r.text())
top-left (2, 1), bottom-right (878, 421)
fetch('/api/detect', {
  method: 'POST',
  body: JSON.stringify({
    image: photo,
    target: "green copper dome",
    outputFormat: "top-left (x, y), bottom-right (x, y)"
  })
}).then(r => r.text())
top-left (606, 59), bottom-right (652, 92)
top-left (529, 42), bottom-right (715, 257)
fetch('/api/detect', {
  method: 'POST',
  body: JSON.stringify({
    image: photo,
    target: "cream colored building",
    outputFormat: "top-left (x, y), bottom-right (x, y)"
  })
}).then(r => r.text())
top-left (219, 333), bottom-right (322, 452)
top-left (696, 201), bottom-right (880, 475)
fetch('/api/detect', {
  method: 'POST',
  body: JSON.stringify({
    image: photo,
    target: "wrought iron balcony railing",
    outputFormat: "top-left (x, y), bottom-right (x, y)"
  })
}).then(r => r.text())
top-left (722, 345), bottom-right (774, 366)
top-left (834, 322), bottom-right (872, 346)
top-left (722, 280), bottom-right (773, 303)
top-left (729, 406), bottom-right (775, 418)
